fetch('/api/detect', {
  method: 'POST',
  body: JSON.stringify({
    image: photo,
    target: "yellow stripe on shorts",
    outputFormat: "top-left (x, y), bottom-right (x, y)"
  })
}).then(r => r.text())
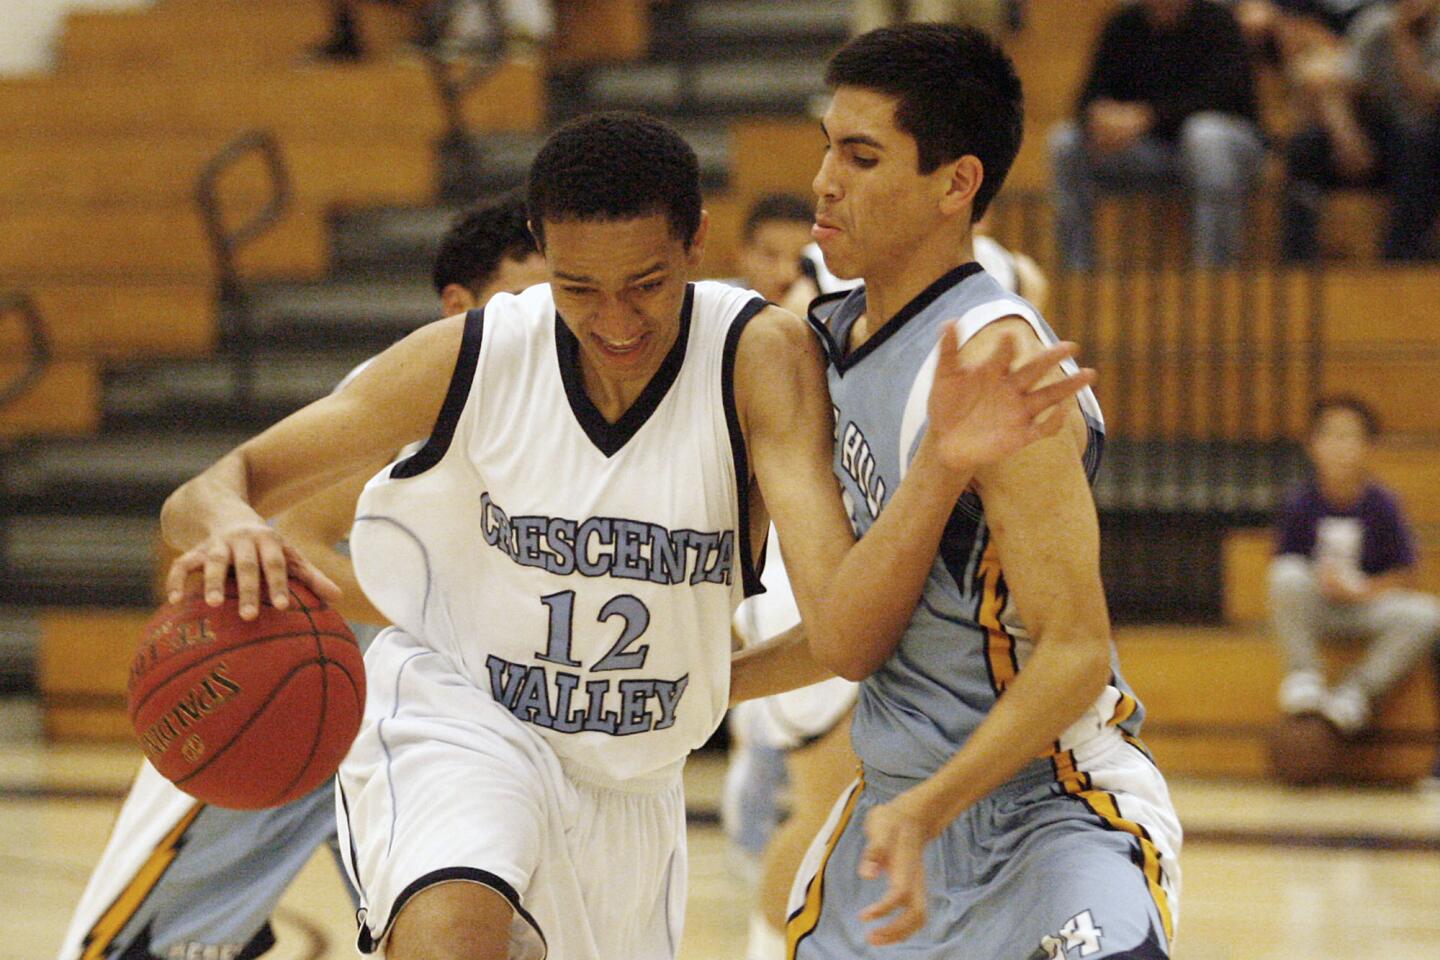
top-left (1074, 789), bottom-right (1175, 946)
top-left (785, 778), bottom-right (864, 958)
top-left (80, 802), bottom-right (204, 960)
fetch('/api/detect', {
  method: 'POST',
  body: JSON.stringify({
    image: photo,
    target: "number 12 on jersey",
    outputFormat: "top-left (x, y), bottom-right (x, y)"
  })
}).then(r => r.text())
top-left (537, 590), bottom-right (651, 671)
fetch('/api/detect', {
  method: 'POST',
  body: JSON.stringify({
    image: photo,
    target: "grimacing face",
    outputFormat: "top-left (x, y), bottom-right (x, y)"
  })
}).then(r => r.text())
top-left (738, 219), bottom-right (814, 303)
top-left (541, 212), bottom-right (705, 390)
top-left (811, 86), bottom-right (958, 282)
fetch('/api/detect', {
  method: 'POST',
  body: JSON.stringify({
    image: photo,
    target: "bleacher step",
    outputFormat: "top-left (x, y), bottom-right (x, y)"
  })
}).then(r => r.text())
top-left (0, 431), bottom-right (250, 514)
top-left (1119, 625), bottom-right (1437, 782)
top-left (101, 350), bottom-right (377, 429)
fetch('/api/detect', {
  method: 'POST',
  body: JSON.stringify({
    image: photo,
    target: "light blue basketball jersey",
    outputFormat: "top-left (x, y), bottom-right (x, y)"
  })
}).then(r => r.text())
top-left (807, 263), bottom-right (1145, 785)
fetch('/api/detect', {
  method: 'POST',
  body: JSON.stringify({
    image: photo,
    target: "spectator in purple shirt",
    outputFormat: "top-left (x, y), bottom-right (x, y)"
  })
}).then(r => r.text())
top-left (1270, 396), bottom-right (1440, 738)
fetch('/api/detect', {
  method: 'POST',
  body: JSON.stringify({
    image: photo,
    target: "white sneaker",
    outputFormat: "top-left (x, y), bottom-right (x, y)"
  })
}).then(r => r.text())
top-left (1321, 684), bottom-right (1370, 736)
top-left (1279, 670), bottom-right (1326, 714)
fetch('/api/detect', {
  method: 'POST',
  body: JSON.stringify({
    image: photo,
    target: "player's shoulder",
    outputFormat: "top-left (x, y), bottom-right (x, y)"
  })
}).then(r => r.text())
top-left (734, 302), bottom-right (822, 365)
top-left (690, 278), bottom-right (767, 320)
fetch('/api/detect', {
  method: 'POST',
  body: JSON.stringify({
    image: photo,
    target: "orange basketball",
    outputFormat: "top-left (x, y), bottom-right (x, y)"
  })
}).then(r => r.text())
top-left (128, 577), bottom-right (365, 809)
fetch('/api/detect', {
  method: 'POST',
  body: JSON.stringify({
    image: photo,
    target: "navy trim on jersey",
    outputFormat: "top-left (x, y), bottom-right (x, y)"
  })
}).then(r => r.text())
top-left (390, 307), bottom-right (485, 479)
top-left (356, 867), bottom-right (546, 955)
top-left (804, 290), bottom-right (851, 368)
top-left (815, 262), bottom-right (986, 375)
top-left (555, 284), bottom-right (695, 458)
top-left (722, 295), bottom-right (771, 598)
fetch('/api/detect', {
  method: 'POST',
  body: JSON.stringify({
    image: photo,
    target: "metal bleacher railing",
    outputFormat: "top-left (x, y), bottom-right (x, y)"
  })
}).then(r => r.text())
top-left (194, 128), bottom-right (293, 416)
top-left (0, 291), bottom-right (53, 414)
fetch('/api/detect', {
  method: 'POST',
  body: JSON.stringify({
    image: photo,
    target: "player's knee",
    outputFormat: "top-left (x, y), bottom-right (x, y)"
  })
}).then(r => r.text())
top-left (387, 881), bottom-right (515, 960)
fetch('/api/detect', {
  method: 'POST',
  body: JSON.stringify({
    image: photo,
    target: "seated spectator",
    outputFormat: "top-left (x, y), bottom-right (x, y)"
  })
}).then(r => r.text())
top-left (1234, 0), bottom-right (1380, 65)
top-left (1281, 0), bottom-right (1440, 260)
top-left (1270, 396), bottom-right (1440, 737)
top-left (1049, 0), bottom-right (1266, 268)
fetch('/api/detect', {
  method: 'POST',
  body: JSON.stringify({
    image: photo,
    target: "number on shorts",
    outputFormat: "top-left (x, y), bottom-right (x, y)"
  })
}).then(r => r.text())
top-left (1040, 909), bottom-right (1104, 959)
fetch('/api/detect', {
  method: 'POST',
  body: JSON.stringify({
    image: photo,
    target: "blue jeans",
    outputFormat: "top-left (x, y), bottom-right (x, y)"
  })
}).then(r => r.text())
top-left (1049, 112), bottom-right (1266, 268)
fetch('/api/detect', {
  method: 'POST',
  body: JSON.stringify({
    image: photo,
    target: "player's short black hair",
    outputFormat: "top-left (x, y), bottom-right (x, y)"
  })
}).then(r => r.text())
top-left (1310, 395), bottom-right (1380, 439)
top-left (527, 111), bottom-right (702, 249)
top-left (826, 23), bottom-right (1024, 221)
top-left (742, 193), bottom-right (814, 242)
top-left (431, 190), bottom-right (537, 295)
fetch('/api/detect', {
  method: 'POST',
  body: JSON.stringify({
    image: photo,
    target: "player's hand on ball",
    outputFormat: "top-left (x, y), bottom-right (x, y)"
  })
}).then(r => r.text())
top-left (926, 326), bottom-right (1095, 473)
top-left (166, 523), bottom-right (341, 620)
top-left (857, 794), bottom-right (932, 946)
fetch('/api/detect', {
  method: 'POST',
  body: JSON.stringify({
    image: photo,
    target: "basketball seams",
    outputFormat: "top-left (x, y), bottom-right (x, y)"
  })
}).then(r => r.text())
top-left (172, 656), bottom-right (363, 801)
top-left (130, 578), bottom-right (365, 809)
top-left (129, 631), bottom-right (356, 716)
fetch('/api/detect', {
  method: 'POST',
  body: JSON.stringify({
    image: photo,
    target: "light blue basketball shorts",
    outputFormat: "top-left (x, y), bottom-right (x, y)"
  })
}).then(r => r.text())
top-left (787, 733), bottom-right (1181, 960)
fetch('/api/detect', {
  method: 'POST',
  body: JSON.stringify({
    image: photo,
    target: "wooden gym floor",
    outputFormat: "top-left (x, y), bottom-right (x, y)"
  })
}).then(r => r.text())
top-left (3, 696), bottom-right (1438, 960)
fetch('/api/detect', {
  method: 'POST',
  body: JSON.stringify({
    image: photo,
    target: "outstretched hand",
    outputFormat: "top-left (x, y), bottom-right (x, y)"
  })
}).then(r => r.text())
top-left (165, 522), bottom-right (342, 620)
top-left (925, 325), bottom-right (1095, 474)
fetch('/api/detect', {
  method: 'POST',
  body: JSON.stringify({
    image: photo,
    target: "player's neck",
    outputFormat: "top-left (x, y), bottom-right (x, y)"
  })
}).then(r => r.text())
top-left (854, 235), bottom-right (974, 350)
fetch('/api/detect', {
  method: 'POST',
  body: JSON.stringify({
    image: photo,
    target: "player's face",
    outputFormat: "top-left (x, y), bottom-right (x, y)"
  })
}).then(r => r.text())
top-left (812, 87), bottom-right (956, 281)
top-left (738, 219), bottom-right (813, 303)
top-left (483, 251), bottom-right (549, 300)
top-left (1309, 407), bottom-right (1371, 488)
top-left (544, 213), bottom-right (704, 386)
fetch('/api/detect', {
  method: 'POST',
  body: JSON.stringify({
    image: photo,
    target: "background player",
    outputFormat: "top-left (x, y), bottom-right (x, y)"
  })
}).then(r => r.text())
top-left (157, 112), bottom-right (1093, 960)
top-left (787, 25), bottom-right (1182, 959)
top-left (56, 194), bottom-right (547, 960)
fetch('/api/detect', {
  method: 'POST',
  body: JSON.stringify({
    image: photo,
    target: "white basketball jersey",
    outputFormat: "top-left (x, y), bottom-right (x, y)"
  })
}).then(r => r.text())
top-left (350, 281), bottom-right (767, 781)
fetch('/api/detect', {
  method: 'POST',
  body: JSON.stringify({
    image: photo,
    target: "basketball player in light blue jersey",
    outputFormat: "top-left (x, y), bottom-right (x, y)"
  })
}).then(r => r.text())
top-left (55, 196), bottom-right (547, 960)
top-left (786, 25), bottom-right (1182, 960)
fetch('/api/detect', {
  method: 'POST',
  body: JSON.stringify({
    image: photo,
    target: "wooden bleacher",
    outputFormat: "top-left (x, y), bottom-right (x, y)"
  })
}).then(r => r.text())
top-left (0, 0), bottom-right (548, 438)
top-left (37, 608), bottom-right (155, 741)
top-left (1121, 624), bottom-right (1438, 781)
top-left (23, 3), bottom-right (1438, 775)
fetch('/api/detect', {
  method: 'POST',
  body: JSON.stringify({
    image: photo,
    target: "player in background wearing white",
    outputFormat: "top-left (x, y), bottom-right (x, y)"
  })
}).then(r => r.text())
top-left (157, 112), bottom-right (1093, 960)
top-left (787, 25), bottom-right (1181, 959)
top-left (724, 197), bottom-right (1055, 960)
top-left (56, 194), bottom-right (546, 960)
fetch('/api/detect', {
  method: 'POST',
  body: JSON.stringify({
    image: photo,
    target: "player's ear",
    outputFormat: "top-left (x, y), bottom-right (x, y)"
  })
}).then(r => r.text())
top-left (940, 155), bottom-right (984, 219)
top-left (440, 283), bottom-right (479, 317)
top-left (685, 209), bottom-right (710, 268)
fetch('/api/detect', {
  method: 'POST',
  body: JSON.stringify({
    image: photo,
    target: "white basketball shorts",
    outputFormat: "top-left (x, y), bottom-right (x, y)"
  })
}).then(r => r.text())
top-left (337, 626), bottom-right (688, 960)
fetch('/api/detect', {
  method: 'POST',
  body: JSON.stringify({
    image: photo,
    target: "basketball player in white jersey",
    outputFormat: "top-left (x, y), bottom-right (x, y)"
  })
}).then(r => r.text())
top-left (158, 112), bottom-right (1093, 960)
top-left (56, 195), bottom-right (547, 960)
top-left (786, 25), bottom-right (1180, 959)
